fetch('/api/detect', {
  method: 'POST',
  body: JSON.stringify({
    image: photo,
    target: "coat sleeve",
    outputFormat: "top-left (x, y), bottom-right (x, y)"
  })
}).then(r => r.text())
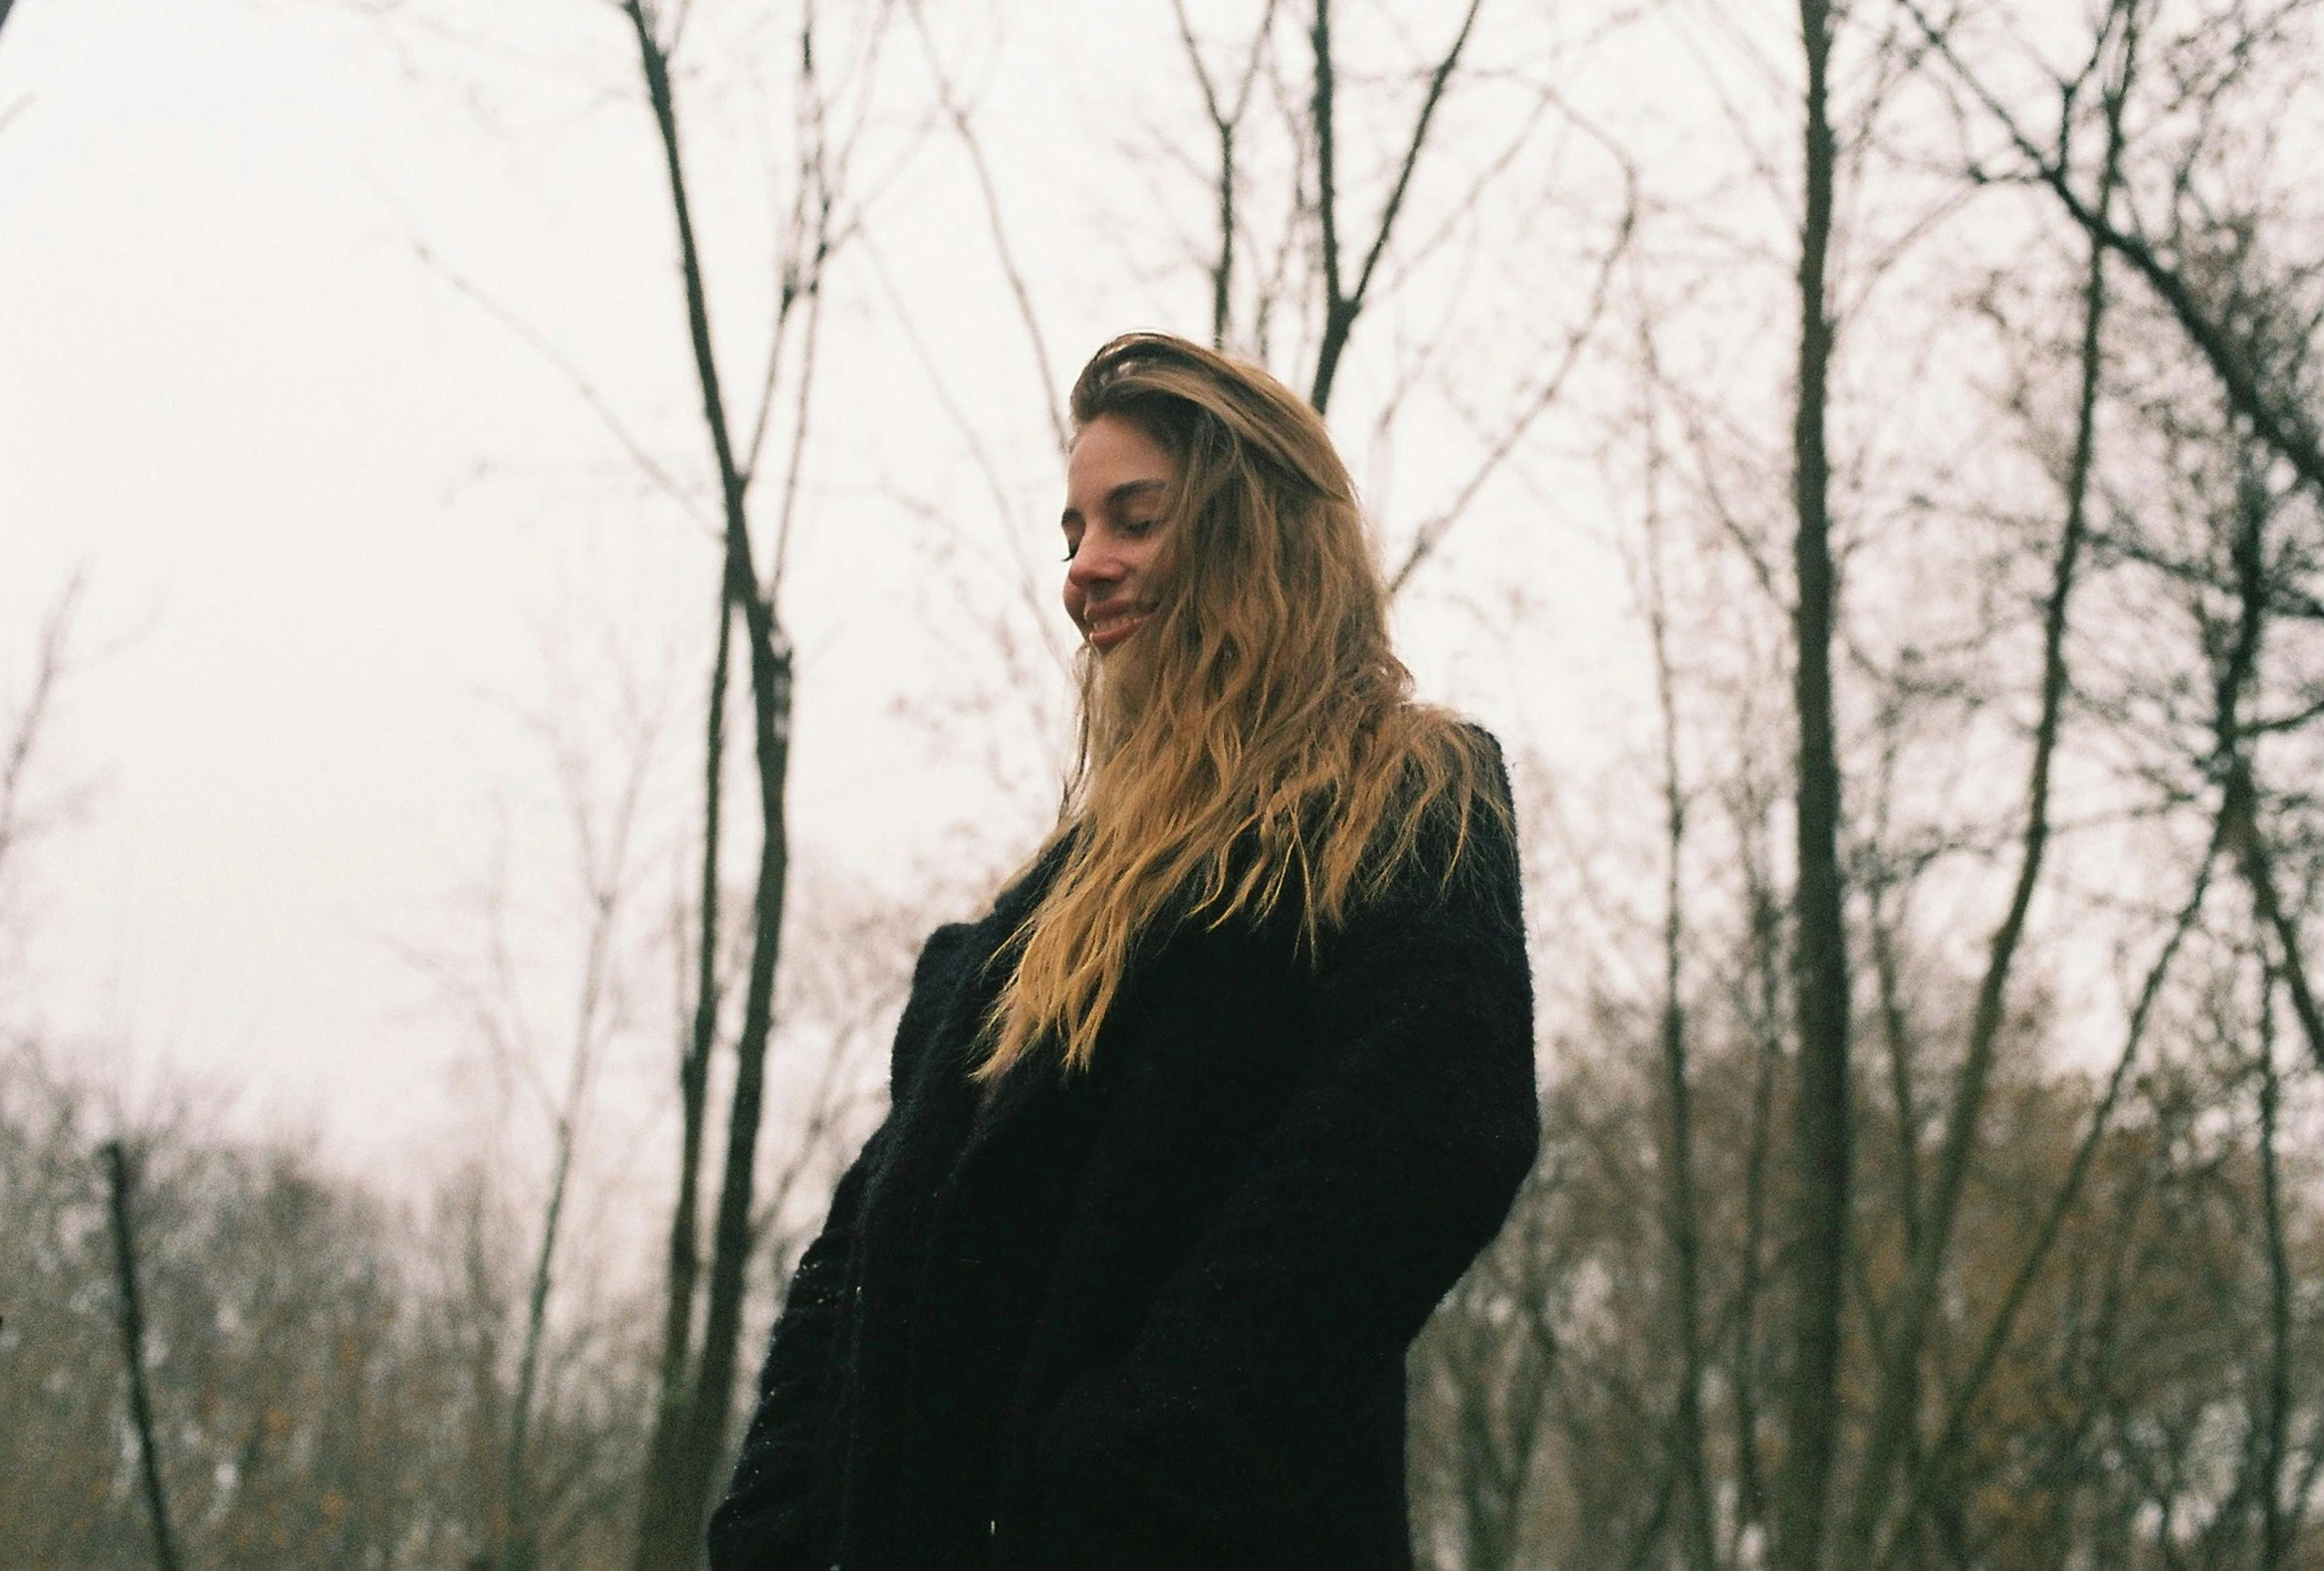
top-left (1030, 766), bottom-right (1538, 1567)
top-left (704, 1122), bottom-right (885, 1571)
top-left (707, 921), bottom-right (975, 1571)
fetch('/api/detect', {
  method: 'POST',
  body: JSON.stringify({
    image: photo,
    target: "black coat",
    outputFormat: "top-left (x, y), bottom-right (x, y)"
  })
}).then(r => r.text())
top-left (708, 747), bottom-right (1537, 1571)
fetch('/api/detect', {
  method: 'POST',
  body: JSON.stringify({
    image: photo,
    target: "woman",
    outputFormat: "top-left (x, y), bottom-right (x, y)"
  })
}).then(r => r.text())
top-left (709, 332), bottom-right (1536, 1571)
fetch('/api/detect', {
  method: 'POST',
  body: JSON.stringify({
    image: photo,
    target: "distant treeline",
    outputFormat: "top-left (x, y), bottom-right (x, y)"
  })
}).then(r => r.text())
top-left (6, 1013), bottom-right (2318, 1570)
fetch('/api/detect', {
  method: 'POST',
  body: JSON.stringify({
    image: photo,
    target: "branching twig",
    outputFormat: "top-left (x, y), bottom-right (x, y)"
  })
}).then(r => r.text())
top-left (1843, 10), bottom-right (2131, 1554)
top-left (1173, 0), bottom-right (1280, 348)
top-left (1385, 185), bottom-right (1634, 596)
top-left (1307, 0), bottom-right (1485, 412)
top-left (1899, 0), bottom-right (2324, 504)
top-left (906, 0), bottom-right (1068, 452)
top-left (0, 572), bottom-right (85, 896)
top-left (404, 233), bottom-right (708, 525)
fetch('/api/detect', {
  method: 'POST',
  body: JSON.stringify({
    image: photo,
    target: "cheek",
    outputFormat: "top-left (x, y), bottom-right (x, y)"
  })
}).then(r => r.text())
top-left (1135, 539), bottom-right (1175, 596)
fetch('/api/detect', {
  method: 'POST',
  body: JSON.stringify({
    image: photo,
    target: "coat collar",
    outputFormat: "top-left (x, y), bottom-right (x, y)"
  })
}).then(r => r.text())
top-left (951, 830), bottom-right (1106, 1177)
top-left (897, 832), bottom-right (1079, 1179)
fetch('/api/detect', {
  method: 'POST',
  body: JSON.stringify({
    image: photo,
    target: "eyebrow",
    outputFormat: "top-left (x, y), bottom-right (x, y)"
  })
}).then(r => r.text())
top-left (1061, 478), bottom-right (1169, 527)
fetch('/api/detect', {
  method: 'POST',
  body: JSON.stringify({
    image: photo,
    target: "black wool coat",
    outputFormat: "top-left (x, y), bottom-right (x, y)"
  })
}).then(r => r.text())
top-left (708, 749), bottom-right (1537, 1571)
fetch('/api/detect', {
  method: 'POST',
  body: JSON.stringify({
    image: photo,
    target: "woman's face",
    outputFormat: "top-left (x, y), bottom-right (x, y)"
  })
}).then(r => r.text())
top-left (1060, 414), bottom-right (1177, 654)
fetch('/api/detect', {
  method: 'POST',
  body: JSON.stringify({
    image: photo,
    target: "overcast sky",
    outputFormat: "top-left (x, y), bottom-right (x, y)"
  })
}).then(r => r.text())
top-left (2, 0), bottom-right (1673, 1183)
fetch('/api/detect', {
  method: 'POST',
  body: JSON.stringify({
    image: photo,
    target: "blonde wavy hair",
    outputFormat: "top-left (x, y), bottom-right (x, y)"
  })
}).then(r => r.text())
top-left (976, 332), bottom-right (1505, 1082)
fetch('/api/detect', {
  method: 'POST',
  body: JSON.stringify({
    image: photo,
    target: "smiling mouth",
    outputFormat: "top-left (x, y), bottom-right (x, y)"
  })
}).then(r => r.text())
top-left (1085, 608), bottom-right (1154, 651)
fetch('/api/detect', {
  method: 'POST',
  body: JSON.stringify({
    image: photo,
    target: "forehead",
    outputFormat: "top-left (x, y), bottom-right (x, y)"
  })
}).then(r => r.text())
top-left (1065, 415), bottom-right (1178, 505)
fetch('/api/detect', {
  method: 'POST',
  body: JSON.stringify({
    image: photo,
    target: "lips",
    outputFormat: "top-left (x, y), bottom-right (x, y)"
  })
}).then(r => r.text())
top-left (1084, 606), bottom-right (1154, 651)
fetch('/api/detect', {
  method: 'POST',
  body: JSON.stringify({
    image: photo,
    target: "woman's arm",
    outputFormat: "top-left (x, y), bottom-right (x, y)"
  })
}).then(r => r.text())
top-left (707, 921), bottom-right (975, 1568)
top-left (704, 1125), bottom-right (884, 1571)
top-left (1032, 786), bottom-right (1538, 1566)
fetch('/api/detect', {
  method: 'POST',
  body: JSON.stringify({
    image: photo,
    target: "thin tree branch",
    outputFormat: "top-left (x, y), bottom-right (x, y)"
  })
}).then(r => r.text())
top-left (858, 231), bottom-right (1069, 664)
top-left (1306, 0), bottom-right (1485, 413)
top-left (0, 571), bottom-right (84, 895)
top-left (1844, 11), bottom-right (2130, 1554)
top-left (1385, 186), bottom-right (1633, 596)
top-left (906, 0), bottom-right (1068, 452)
top-left (404, 234), bottom-right (709, 525)
top-left (1173, 0), bottom-right (1280, 348)
top-left (1638, 367), bottom-right (1718, 1571)
top-left (2254, 976), bottom-right (2292, 1571)
top-left (1900, 0), bottom-right (2324, 504)
top-left (1873, 828), bottom-right (2221, 1571)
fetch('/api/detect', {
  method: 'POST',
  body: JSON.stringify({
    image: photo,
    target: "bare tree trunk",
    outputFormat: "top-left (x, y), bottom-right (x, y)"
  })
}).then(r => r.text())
top-left (636, 589), bottom-right (731, 1571)
top-left (102, 1141), bottom-right (183, 1571)
top-left (1770, 2), bottom-right (1850, 1567)
top-left (622, 4), bottom-right (806, 1563)
top-left (675, 561), bottom-right (795, 1546)
top-left (502, 1036), bottom-right (589, 1570)
top-left (1725, 757), bottom-right (1787, 1562)
top-left (1642, 401), bottom-right (1717, 1571)
top-left (484, 679), bottom-right (657, 1571)
top-left (2254, 982), bottom-right (2292, 1571)
top-left (1840, 17), bottom-right (2129, 1559)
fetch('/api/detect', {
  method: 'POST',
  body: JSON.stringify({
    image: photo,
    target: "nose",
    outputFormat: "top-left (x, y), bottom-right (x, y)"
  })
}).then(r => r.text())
top-left (1065, 535), bottom-right (1123, 592)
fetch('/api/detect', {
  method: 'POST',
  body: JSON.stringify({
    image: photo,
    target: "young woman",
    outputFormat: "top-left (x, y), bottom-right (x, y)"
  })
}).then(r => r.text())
top-left (708, 333), bottom-right (1537, 1571)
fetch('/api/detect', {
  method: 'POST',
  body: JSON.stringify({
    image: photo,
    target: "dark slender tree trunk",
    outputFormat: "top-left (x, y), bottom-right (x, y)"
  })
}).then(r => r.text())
top-left (635, 582), bottom-right (733, 1571)
top-left (624, 4), bottom-right (799, 1564)
top-left (2255, 987), bottom-right (2292, 1571)
top-left (1307, 0), bottom-right (1346, 411)
top-left (1644, 446), bottom-right (1716, 1571)
top-left (1725, 766), bottom-right (1786, 1560)
top-left (674, 578), bottom-right (793, 1543)
top-left (1771, 2), bottom-right (1849, 1567)
top-left (103, 1142), bottom-right (183, 1571)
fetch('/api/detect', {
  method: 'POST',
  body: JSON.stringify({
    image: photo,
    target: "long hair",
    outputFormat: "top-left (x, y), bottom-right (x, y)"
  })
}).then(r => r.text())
top-left (977, 332), bottom-right (1504, 1082)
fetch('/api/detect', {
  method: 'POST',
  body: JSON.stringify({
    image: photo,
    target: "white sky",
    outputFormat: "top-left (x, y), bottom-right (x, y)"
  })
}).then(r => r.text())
top-left (3, 0), bottom-right (1672, 1182)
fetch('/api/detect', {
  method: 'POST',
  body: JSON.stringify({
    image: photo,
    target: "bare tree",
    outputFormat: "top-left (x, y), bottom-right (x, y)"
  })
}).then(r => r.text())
top-left (614, 5), bottom-right (896, 1566)
top-left (1634, 326), bottom-right (1717, 1571)
top-left (514, 712), bottom-right (657, 1571)
top-left (1768, 2), bottom-right (1850, 1565)
top-left (1836, 13), bottom-right (2133, 1561)
top-left (100, 1140), bottom-right (182, 1571)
